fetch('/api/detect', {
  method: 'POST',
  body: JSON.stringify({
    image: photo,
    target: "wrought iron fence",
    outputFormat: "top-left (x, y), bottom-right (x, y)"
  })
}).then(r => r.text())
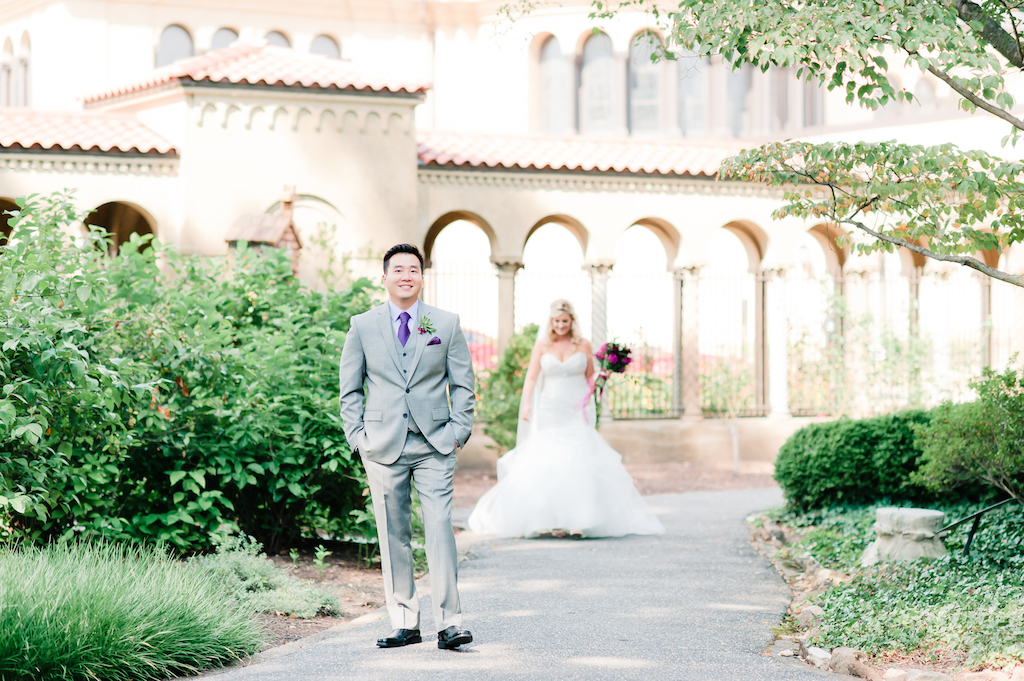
top-left (422, 259), bottom-right (498, 373)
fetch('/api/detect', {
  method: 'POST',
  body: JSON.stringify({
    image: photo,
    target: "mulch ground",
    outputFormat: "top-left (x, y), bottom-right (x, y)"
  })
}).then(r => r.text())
top-left (259, 462), bottom-right (778, 649)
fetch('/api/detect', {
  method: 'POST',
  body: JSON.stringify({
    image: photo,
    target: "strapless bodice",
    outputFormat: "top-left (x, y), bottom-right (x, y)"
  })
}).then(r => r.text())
top-left (540, 351), bottom-right (587, 377)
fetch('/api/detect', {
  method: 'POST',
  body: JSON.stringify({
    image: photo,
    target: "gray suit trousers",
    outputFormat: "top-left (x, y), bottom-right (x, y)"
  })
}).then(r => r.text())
top-left (360, 432), bottom-right (462, 631)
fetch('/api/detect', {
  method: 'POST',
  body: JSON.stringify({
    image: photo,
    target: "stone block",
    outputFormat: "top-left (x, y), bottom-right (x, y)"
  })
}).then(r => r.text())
top-left (862, 507), bottom-right (947, 566)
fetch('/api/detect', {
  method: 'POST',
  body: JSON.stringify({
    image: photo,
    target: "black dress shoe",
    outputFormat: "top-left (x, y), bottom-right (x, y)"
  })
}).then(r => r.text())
top-left (377, 628), bottom-right (422, 648)
top-left (437, 625), bottom-right (473, 649)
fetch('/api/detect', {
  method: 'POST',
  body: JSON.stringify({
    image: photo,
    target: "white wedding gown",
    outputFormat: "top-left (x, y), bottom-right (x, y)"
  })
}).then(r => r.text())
top-left (468, 352), bottom-right (665, 538)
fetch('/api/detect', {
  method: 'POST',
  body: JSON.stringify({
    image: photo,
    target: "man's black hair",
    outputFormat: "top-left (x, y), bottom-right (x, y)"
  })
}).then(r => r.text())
top-left (383, 243), bottom-right (425, 272)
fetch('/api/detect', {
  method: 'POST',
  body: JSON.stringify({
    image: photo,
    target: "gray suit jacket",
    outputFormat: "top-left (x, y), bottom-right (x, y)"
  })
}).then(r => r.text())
top-left (338, 301), bottom-right (476, 465)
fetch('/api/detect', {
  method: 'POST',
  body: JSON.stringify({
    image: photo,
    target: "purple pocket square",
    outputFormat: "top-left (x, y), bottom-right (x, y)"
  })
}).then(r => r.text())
top-left (427, 336), bottom-right (442, 346)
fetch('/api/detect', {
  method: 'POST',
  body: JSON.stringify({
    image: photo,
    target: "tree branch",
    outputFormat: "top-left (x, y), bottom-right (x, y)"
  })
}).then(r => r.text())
top-left (845, 218), bottom-right (1024, 287)
top-left (927, 64), bottom-right (1024, 131)
top-left (955, 0), bottom-right (1024, 67)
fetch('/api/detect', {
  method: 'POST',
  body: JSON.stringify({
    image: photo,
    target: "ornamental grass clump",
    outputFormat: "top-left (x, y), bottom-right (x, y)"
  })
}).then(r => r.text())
top-left (0, 541), bottom-right (264, 681)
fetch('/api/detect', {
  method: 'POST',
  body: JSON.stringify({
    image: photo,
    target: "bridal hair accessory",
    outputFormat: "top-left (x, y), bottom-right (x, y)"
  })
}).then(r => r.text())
top-left (577, 341), bottom-right (632, 424)
top-left (427, 336), bottom-right (442, 346)
top-left (417, 315), bottom-right (436, 335)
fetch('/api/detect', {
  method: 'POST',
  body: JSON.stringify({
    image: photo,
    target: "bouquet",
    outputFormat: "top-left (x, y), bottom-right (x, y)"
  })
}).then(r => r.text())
top-left (578, 341), bottom-right (632, 425)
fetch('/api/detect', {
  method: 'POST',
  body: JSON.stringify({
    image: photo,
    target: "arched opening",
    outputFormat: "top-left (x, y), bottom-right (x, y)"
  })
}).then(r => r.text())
top-left (628, 31), bottom-right (663, 135)
top-left (578, 31), bottom-right (615, 135)
top-left (265, 31), bottom-right (291, 48)
top-left (84, 201), bottom-right (155, 256)
top-left (771, 66), bottom-right (789, 132)
top-left (698, 228), bottom-right (763, 415)
top-left (785, 230), bottom-right (843, 415)
top-left (263, 193), bottom-right (350, 289)
top-left (538, 35), bottom-right (573, 134)
top-left (310, 35), bottom-right (340, 60)
top-left (992, 247), bottom-right (1024, 369)
top-left (0, 197), bottom-right (17, 245)
top-left (919, 259), bottom-right (983, 403)
top-left (422, 218), bottom-right (498, 371)
top-left (14, 32), bottom-right (28, 107)
top-left (1, 38), bottom-right (11, 107)
top-left (423, 210), bottom-right (498, 268)
top-left (211, 27), bottom-right (239, 51)
top-left (607, 223), bottom-right (678, 417)
top-left (803, 77), bottom-right (824, 126)
top-left (726, 61), bottom-right (753, 137)
top-left (156, 25), bottom-right (193, 67)
top-left (678, 48), bottom-right (709, 136)
top-left (515, 219), bottom-right (591, 338)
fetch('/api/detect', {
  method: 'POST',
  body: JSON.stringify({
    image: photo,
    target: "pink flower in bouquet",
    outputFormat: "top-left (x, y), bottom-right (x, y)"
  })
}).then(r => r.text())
top-left (609, 354), bottom-right (618, 363)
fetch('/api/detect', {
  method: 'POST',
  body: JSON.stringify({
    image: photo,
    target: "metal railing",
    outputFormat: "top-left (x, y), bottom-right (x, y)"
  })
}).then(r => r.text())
top-left (939, 497), bottom-right (1017, 557)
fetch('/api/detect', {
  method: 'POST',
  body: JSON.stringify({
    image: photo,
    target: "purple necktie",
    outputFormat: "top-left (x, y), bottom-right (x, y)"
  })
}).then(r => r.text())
top-left (398, 311), bottom-right (411, 347)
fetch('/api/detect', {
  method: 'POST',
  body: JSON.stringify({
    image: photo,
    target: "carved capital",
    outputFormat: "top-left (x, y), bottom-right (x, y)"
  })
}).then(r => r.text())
top-left (674, 265), bottom-right (702, 281)
top-left (491, 257), bottom-right (524, 275)
top-left (586, 260), bottom-right (615, 276)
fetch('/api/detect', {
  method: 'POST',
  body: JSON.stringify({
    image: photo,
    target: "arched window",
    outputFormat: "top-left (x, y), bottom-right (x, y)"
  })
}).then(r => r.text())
top-left (14, 32), bottom-right (28, 107)
top-left (804, 78), bottom-right (824, 126)
top-left (726, 62), bottom-right (752, 137)
top-left (539, 36), bottom-right (572, 134)
top-left (678, 50), bottom-right (708, 136)
top-left (771, 67), bottom-right (789, 131)
top-left (1, 197), bottom-right (16, 245)
top-left (578, 32), bottom-right (614, 135)
top-left (211, 28), bottom-right (238, 50)
top-left (85, 202), bottom-right (155, 256)
top-left (1, 38), bottom-right (12, 107)
top-left (628, 32), bottom-right (662, 134)
top-left (310, 34), bottom-right (340, 59)
top-left (265, 31), bottom-right (291, 48)
top-left (156, 25), bottom-right (193, 67)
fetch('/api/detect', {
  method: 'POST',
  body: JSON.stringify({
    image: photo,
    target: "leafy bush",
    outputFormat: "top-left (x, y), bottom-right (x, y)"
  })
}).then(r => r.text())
top-left (188, 534), bottom-right (338, 618)
top-left (475, 324), bottom-right (537, 450)
top-left (914, 364), bottom-right (1024, 503)
top-left (0, 192), bottom-right (377, 552)
top-left (773, 411), bottom-right (936, 511)
top-left (0, 541), bottom-right (263, 681)
top-left (783, 502), bottom-right (1024, 669)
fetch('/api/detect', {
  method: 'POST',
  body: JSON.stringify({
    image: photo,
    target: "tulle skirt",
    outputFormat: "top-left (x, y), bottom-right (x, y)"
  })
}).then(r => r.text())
top-left (467, 422), bottom-right (665, 539)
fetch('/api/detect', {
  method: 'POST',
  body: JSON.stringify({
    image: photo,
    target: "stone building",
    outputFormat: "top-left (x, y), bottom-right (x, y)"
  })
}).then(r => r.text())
top-left (1, 0), bottom-right (1022, 465)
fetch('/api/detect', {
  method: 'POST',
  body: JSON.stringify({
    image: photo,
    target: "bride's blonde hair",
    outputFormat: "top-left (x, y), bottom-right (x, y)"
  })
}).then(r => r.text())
top-left (543, 299), bottom-right (582, 345)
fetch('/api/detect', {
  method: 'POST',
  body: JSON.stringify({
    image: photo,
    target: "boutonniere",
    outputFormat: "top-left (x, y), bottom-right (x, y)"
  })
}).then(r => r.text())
top-left (417, 315), bottom-right (436, 335)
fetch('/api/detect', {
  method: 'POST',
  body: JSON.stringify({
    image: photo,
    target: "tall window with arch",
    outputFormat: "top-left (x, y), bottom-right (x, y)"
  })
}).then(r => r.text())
top-left (578, 32), bottom-right (615, 135)
top-left (422, 220), bottom-right (499, 371)
top-left (627, 32), bottom-right (662, 135)
top-left (538, 36), bottom-right (573, 134)
top-left (1, 38), bottom-right (12, 107)
top-left (265, 31), bottom-right (291, 48)
top-left (13, 32), bottom-right (29, 107)
top-left (310, 35), bottom-right (341, 59)
top-left (677, 50), bottom-right (709, 136)
top-left (515, 222), bottom-right (592, 338)
top-left (156, 25), bottom-right (193, 67)
top-left (726, 62), bottom-right (752, 137)
top-left (771, 67), bottom-right (789, 132)
top-left (804, 78), bottom-right (824, 126)
top-left (210, 28), bottom-right (239, 50)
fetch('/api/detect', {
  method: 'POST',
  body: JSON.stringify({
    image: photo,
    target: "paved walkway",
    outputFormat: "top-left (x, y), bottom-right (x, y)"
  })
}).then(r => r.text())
top-left (210, 488), bottom-right (821, 681)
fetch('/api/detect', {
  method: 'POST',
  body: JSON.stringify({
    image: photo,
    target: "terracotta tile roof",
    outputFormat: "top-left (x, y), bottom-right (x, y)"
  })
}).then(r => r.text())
top-left (416, 130), bottom-right (748, 177)
top-left (85, 43), bottom-right (430, 105)
top-left (0, 108), bottom-right (177, 156)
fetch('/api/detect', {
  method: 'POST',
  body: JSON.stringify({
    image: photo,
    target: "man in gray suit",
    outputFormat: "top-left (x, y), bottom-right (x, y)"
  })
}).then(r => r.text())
top-left (338, 243), bottom-right (476, 650)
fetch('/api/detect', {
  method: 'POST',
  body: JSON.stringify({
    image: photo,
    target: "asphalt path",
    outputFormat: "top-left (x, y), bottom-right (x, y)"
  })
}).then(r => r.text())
top-left (208, 488), bottom-right (823, 681)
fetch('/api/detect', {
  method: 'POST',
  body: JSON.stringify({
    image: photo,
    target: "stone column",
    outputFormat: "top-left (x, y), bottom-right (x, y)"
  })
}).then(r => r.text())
top-left (492, 257), bottom-right (523, 359)
top-left (754, 269), bottom-right (769, 414)
top-left (671, 268), bottom-right (685, 416)
top-left (764, 268), bottom-right (791, 418)
top-left (680, 267), bottom-right (702, 416)
top-left (588, 261), bottom-right (614, 348)
top-left (980, 273), bottom-right (993, 368)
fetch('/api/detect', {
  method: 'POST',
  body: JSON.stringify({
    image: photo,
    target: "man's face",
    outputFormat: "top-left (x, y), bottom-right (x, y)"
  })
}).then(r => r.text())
top-left (383, 252), bottom-right (423, 308)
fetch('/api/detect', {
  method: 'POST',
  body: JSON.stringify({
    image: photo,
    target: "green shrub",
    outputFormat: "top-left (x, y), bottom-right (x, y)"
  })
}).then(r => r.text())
top-left (476, 324), bottom-right (538, 450)
top-left (0, 192), bottom-right (377, 552)
top-left (188, 534), bottom-right (338, 618)
top-left (788, 502), bottom-right (1024, 668)
top-left (0, 541), bottom-right (263, 681)
top-left (914, 364), bottom-right (1024, 503)
top-left (773, 411), bottom-right (936, 511)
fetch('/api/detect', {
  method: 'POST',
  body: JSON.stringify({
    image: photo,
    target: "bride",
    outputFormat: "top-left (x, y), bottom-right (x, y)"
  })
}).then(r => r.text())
top-left (468, 299), bottom-right (664, 539)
